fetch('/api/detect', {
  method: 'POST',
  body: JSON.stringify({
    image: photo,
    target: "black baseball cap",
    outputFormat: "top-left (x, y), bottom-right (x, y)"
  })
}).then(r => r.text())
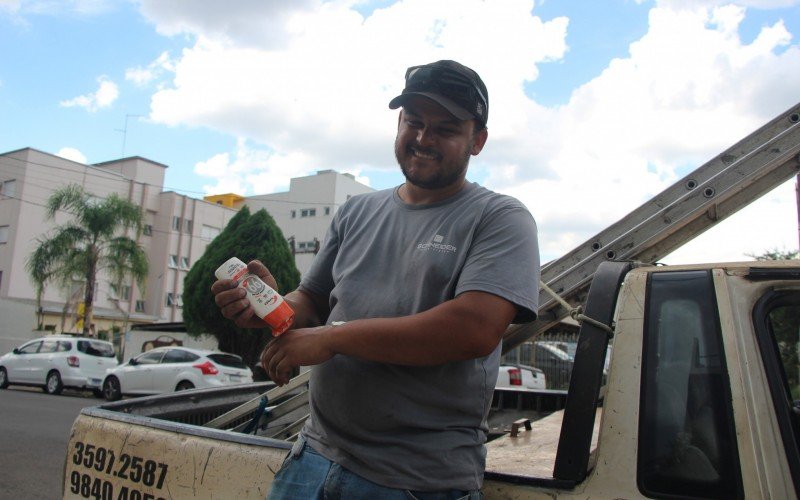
top-left (389, 60), bottom-right (489, 127)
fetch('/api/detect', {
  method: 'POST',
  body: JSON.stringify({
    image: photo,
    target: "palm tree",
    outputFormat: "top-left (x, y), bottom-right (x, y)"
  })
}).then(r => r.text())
top-left (26, 184), bottom-right (149, 336)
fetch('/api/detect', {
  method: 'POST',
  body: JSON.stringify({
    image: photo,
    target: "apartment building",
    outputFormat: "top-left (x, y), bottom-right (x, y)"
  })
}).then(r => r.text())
top-left (0, 148), bottom-right (238, 337)
top-left (234, 169), bottom-right (374, 275)
top-left (0, 149), bottom-right (374, 340)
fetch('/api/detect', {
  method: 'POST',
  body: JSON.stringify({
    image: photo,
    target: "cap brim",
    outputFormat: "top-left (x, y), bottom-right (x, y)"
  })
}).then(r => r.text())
top-left (388, 92), bottom-right (474, 121)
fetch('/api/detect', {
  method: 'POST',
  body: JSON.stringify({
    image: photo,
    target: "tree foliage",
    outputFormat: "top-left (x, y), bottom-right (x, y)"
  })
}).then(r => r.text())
top-left (183, 206), bottom-right (301, 369)
top-left (747, 248), bottom-right (799, 261)
top-left (26, 184), bottom-right (148, 335)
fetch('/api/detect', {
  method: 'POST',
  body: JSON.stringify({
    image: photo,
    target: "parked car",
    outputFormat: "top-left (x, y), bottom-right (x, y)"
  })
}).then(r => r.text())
top-left (534, 341), bottom-right (575, 390)
top-left (102, 346), bottom-right (253, 401)
top-left (496, 364), bottom-right (546, 390)
top-left (0, 335), bottom-right (118, 396)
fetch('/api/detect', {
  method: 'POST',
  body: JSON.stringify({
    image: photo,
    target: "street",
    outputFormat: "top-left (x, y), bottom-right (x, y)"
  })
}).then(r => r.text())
top-left (0, 387), bottom-right (101, 499)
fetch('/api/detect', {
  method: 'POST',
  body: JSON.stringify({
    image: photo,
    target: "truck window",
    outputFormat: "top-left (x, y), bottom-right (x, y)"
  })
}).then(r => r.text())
top-left (638, 270), bottom-right (743, 499)
top-left (753, 289), bottom-right (800, 493)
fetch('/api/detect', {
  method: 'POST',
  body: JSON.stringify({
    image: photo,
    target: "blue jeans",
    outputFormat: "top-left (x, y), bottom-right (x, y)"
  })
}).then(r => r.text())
top-left (268, 438), bottom-right (482, 500)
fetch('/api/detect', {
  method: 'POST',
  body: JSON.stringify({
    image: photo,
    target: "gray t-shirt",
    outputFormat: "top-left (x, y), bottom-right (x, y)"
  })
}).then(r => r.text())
top-left (298, 181), bottom-right (540, 491)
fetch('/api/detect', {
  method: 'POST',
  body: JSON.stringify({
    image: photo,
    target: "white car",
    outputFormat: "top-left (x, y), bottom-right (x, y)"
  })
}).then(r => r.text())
top-left (102, 346), bottom-right (253, 401)
top-left (0, 335), bottom-right (119, 396)
top-left (496, 364), bottom-right (546, 390)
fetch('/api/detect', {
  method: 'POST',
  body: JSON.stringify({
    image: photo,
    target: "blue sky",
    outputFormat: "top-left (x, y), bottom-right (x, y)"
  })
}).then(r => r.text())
top-left (1, 0), bottom-right (799, 263)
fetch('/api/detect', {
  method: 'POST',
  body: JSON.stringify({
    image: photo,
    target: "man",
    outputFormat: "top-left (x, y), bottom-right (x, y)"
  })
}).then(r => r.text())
top-left (212, 60), bottom-right (540, 499)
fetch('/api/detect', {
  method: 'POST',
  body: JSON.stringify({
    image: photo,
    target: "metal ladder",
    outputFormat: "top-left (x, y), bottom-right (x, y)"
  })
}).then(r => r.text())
top-left (503, 101), bottom-right (800, 351)
top-left (203, 369), bottom-right (310, 437)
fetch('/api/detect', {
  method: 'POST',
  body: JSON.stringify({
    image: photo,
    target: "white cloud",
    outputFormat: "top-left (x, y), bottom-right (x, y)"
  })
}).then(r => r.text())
top-left (3, 0), bottom-right (114, 16)
top-left (195, 138), bottom-right (311, 195)
top-left (56, 147), bottom-right (87, 164)
top-left (141, 0), bottom-right (799, 264)
top-left (125, 51), bottom-right (175, 87)
top-left (0, 0), bottom-right (20, 13)
top-left (502, 4), bottom-right (800, 261)
top-left (60, 75), bottom-right (119, 112)
top-left (148, 0), bottom-right (568, 188)
top-left (138, 0), bottom-right (319, 48)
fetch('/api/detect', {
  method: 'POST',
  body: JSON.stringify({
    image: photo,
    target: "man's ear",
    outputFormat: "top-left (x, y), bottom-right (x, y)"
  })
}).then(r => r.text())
top-left (471, 126), bottom-right (489, 156)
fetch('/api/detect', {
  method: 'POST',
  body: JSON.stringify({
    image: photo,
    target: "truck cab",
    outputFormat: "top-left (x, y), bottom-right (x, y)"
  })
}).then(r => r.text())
top-left (483, 260), bottom-right (800, 499)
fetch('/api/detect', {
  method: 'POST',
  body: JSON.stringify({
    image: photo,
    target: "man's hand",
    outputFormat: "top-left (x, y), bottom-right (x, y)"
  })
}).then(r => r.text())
top-left (261, 326), bottom-right (336, 385)
top-left (210, 259), bottom-right (279, 330)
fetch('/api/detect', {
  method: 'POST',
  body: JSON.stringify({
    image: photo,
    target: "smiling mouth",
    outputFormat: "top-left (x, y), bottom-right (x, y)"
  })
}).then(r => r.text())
top-left (409, 146), bottom-right (441, 161)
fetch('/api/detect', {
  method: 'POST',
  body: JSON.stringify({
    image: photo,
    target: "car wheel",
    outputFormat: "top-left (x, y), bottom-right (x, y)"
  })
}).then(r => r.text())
top-left (176, 381), bottom-right (195, 391)
top-left (0, 367), bottom-right (8, 389)
top-left (45, 371), bottom-right (64, 395)
top-left (103, 377), bottom-right (122, 401)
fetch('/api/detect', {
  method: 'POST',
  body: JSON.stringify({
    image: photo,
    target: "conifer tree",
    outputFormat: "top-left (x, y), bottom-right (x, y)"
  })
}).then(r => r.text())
top-left (183, 206), bottom-right (301, 370)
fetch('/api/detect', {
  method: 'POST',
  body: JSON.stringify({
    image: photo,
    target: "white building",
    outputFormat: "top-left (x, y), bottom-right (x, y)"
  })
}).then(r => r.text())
top-left (234, 169), bottom-right (374, 275)
top-left (0, 148), bottom-right (238, 337)
top-left (0, 148), bottom-right (373, 341)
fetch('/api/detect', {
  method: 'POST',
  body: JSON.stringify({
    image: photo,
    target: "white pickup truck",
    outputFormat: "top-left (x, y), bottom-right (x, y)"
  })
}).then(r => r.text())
top-left (496, 364), bottom-right (547, 390)
top-left (62, 259), bottom-right (800, 499)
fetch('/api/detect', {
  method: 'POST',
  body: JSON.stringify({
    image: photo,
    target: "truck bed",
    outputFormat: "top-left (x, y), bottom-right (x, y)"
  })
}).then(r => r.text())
top-left (485, 408), bottom-right (602, 479)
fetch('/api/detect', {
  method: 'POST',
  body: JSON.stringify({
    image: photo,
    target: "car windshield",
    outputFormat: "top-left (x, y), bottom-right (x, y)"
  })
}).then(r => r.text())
top-left (538, 342), bottom-right (573, 361)
top-left (207, 353), bottom-right (247, 369)
top-left (77, 340), bottom-right (116, 358)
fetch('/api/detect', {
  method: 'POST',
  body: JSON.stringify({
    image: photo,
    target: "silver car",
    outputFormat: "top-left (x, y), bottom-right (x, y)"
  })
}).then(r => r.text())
top-left (0, 335), bottom-right (119, 396)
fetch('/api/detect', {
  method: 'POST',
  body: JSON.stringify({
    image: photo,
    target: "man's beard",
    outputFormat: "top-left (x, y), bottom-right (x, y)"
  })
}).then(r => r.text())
top-left (395, 141), bottom-right (473, 190)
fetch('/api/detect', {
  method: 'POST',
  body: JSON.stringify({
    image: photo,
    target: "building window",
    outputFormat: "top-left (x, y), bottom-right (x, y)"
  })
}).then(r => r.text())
top-left (169, 255), bottom-right (179, 268)
top-left (201, 225), bottom-right (220, 241)
top-left (135, 300), bottom-right (145, 313)
top-left (172, 216), bottom-right (181, 231)
top-left (176, 294), bottom-right (184, 308)
top-left (324, 207), bottom-right (331, 216)
top-left (143, 224), bottom-right (153, 236)
top-left (291, 210), bottom-right (296, 219)
top-left (0, 179), bottom-right (15, 198)
top-left (110, 284), bottom-right (131, 301)
top-left (184, 219), bottom-right (193, 234)
top-left (180, 257), bottom-right (190, 270)
top-left (0, 225), bottom-right (8, 244)
top-left (166, 293), bottom-right (176, 307)
top-left (301, 208), bottom-right (316, 218)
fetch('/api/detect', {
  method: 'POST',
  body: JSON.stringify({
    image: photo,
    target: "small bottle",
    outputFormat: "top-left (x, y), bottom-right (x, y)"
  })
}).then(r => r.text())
top-left (214, 257), bottom-right (295, 336)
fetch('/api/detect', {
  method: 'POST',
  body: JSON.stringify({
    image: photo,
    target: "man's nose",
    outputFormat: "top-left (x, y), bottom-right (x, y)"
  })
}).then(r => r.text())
top-left (416, 127), bottom-right (435, 146)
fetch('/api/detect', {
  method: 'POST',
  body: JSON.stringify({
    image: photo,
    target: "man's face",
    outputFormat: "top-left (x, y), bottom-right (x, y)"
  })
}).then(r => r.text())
top-left (394, 96), bottom-right (487, 190)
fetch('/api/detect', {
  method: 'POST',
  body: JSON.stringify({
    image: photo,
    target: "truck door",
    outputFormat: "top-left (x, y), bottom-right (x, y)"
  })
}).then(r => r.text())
top-left (751, 280), bottom-right (800, 496)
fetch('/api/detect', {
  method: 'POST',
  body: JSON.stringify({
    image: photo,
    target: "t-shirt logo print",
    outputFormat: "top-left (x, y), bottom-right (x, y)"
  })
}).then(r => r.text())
top-left (417, 234), bottom-right (457, 253)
